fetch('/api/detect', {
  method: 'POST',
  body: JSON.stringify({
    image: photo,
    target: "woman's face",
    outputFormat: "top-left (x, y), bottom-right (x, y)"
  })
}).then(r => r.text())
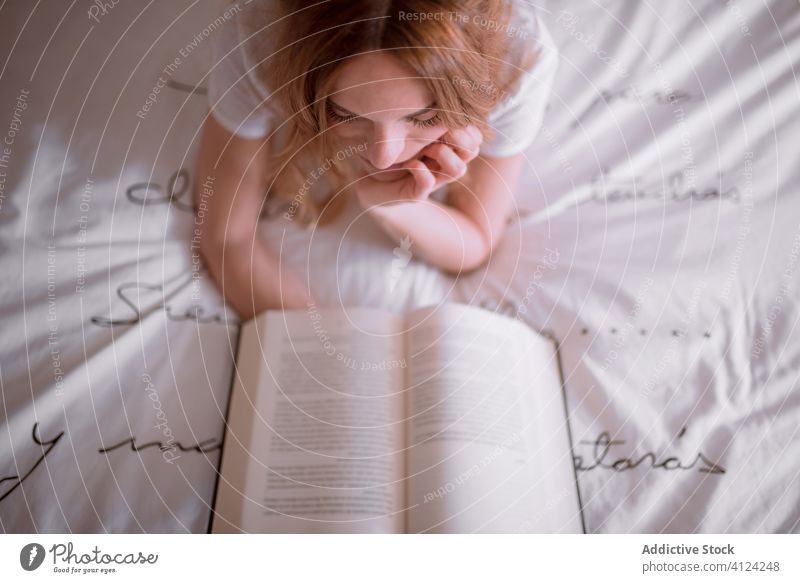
top-left (328, 52), bottom-right (448, 182)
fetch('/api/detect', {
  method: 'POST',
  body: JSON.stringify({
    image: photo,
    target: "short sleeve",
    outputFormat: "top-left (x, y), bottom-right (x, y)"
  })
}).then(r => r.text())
top-left (206, 2), bottom-right (273, 140)
top-left (480, 12), bottom-right (559, 158)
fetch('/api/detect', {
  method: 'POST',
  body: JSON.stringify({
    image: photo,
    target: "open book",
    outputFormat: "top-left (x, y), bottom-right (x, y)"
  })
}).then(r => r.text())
top-left (210, 302), bottom-right (584, 533)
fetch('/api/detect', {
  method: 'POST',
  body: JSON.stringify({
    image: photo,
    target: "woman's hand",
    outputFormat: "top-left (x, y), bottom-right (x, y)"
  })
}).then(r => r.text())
top-left (355, 125), bottom-right (483, 210)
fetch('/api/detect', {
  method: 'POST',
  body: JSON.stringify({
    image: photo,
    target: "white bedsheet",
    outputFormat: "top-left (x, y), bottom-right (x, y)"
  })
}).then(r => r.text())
top-left (1, 0), bottom-right (798, 533)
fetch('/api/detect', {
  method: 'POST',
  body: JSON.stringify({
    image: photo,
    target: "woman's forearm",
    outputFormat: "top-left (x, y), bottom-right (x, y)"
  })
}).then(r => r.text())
top-left (200, 233), bottom-right (313, 320)
top-left (363, 197), bottom-right (492, 274)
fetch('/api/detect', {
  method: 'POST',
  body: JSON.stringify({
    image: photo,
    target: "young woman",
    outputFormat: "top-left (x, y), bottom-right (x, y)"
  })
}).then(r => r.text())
top-left (194, 0), bottom-right (558, 320)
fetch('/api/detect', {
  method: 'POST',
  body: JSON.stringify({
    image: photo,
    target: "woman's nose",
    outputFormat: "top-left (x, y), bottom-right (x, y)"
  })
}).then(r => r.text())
top-left (368, 126), bottom-right (406, 169)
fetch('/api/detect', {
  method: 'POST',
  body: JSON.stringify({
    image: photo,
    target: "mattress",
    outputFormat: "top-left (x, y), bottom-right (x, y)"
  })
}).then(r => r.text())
top-left (1, 0), bottom-right (798, 533)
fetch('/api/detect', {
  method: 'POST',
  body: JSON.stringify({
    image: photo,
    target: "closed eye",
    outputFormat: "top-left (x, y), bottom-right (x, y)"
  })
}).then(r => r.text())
top-left (326, 100), bottom-right (441, 128)
top-left (409, 113), bottom-right (440, 128)
top-left (326, 101), bottom-right (357, 124)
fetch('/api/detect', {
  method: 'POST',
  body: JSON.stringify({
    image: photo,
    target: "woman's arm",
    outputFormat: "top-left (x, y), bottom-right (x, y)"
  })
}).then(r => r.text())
top-left (355, 128), bottom-right (524, 274)
top-left (194, 115), bottom-right (314, 320)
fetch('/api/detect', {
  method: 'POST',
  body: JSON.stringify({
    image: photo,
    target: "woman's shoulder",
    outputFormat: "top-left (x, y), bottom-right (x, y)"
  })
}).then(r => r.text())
top-left (480, 3), bottom-right (560, 157)
top-left (504, 2), bottom-right (559, 93)
top-left (206, 0), bottom-right (280, 139)
top-left (211, 0), bottom-right (278, 92)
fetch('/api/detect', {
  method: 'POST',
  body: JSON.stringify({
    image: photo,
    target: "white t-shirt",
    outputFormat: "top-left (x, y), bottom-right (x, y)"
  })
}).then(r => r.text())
top-left (206, 1), bottom-right (559, 158)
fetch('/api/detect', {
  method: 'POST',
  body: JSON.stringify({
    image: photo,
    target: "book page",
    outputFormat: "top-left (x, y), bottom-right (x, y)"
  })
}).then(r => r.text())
top-left (404, 303), bottom-right (582, 533)
top-left (215, 306), bottom-right (406, 533)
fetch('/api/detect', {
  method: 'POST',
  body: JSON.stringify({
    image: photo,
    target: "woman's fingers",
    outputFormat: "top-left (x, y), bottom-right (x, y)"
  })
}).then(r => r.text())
top-left (356, 125), bottom-right (483, 208)
top-left (441, 125), bottom-right (483, 162)
top-left (404, 158), bottom-right (436, 199)
top-left (355, 160), bottom-right (436, 208)
top-left (423, 142), bottom-right (467, 184)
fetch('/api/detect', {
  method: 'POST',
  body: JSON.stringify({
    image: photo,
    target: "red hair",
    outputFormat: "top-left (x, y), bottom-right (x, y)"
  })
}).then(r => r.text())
top-left (243, 0), bottom-right (538, 226)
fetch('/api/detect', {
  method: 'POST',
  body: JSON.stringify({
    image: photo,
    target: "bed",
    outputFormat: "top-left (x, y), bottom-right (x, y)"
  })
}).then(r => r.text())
top-left (1, 0), bottom-right (798, 533)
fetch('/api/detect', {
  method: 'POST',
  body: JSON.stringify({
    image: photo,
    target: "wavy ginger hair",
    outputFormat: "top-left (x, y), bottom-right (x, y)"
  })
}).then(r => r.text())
top-left (244, 0), bottom-right (538, 227)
